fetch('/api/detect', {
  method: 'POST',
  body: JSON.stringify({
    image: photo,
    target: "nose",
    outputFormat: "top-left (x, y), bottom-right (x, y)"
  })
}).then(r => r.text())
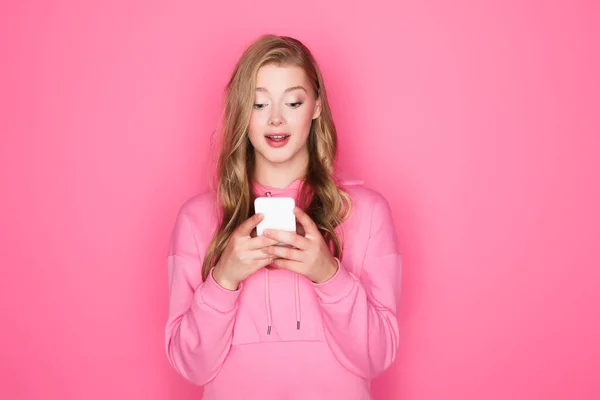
top-left (268, 106), bottom-right (284, 126)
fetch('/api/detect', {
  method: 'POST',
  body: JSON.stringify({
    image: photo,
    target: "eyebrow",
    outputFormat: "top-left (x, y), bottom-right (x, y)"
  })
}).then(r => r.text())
top-left (255, 85), bottom-right (307, 93)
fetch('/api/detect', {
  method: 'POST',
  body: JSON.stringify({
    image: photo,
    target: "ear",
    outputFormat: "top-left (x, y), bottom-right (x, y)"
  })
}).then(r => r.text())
top-left (312, 97), bottom-right (322, 120)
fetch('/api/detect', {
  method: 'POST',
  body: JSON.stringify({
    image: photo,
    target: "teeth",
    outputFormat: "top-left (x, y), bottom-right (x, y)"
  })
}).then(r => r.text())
top-left (267, 135), bottom-right (288, 139)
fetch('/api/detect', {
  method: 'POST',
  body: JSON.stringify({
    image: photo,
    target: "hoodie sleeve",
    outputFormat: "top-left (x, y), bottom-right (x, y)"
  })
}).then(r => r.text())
top-left (164, 208), bottom-right (240, 385)
top-left (312, 193), bottom-right (402, 379)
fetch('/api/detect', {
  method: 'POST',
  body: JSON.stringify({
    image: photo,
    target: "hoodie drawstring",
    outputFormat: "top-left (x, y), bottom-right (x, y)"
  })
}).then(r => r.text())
top-left (261, 189), bottom-right (301, 334)
top-left (265, 268), bottom-right (272, 335)
top-left (294, 273), bottom-right (301, 330)
top-left (264, 269), bottom-right (302, 334)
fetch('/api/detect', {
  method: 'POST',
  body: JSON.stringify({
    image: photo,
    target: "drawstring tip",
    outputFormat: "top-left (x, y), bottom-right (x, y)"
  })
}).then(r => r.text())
top-left (297, 321), bottom-right (300, 330)
top-left (267, 326), bottom-right (271, 335)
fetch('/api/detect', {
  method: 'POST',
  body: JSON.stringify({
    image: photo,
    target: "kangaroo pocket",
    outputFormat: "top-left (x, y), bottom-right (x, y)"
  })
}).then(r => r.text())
top-left (203, 341), bottom-right (371, 400)
top-left (231, 268), bottom-right (325, 345)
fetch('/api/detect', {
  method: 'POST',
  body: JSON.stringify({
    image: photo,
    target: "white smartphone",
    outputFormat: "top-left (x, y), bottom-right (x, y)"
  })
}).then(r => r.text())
top-left (254, 197), bottom-right (296, 246)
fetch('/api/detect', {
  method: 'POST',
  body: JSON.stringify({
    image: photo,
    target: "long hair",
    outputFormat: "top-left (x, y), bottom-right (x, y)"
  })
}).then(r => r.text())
top-left (201, 34), bottom-right (352, 281)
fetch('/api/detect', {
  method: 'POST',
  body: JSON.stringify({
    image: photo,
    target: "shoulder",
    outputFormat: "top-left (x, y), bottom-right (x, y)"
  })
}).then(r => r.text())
top-left (338, 174), bottom-right (391, 211)
top-left (173, 189), bottom-right (220, 241)
top-left (337, 174), bottom-right (394, 232)
top-left (178, 190), bottom-right (218, 216)
top-left (337, 177), bottom-right (399, 258)
top-left (344, 183), bottom-right (388, 207)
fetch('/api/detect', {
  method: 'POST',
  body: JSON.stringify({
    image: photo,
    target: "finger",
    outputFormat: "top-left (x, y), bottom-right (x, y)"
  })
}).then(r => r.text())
top-left (293, 207), bottom-right (320, 238)
top-left (272, 257), bottom-right (303, 274)
top-left (262, 245), bottom-right (304, 262)
top-left (251, 254), bottom-right (276, 272)
top-left (264, 229), bottom-right (309, 250)
top-left (247, 235), bottom-right (280, 250)
top-left (246, 249), bottom-right (274, 261)
top-left (296, 223), bottom-right (306, 237)
top-left (260, 255), bottom-right (277, 269)
top-left (237, 213), bottom-right (264, 236)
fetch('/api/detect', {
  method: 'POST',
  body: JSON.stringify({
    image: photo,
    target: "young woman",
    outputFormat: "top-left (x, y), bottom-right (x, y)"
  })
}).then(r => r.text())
top-left (165, 34), bottom-right (401, 399)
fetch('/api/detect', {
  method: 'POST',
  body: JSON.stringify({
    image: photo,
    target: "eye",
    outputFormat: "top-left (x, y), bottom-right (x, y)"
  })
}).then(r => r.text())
top-left (288, 101), bottom-right (303, 109)
top-left (253, 103), bottom-right (267, 110)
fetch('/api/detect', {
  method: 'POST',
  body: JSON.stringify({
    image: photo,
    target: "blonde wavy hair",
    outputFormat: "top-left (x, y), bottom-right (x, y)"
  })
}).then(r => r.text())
top-left (202, 34), bottom-right (352, 281)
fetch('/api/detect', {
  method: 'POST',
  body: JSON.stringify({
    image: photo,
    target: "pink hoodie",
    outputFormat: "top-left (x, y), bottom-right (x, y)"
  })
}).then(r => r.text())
top-left (165, 176), bottom-right (401, 399)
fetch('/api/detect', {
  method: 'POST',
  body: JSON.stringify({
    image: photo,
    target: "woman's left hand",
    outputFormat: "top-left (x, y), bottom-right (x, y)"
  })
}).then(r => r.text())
top-left (262, 207), bottom-right (339, 284)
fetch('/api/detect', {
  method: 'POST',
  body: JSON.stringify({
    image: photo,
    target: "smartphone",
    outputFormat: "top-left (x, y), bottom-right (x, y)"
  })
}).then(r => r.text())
top-left (254, 197), bottom-right (296, 246)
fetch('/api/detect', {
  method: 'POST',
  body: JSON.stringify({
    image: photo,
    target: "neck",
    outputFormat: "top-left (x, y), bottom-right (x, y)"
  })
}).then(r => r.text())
top-left (252, 147), bottom-right (309, 189)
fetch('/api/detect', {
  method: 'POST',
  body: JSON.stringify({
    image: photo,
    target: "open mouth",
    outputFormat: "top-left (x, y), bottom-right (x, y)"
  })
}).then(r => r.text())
top-left (265, 134), bottom-right (291, 148)
top-left (265, 134), bottom-right (290, 142)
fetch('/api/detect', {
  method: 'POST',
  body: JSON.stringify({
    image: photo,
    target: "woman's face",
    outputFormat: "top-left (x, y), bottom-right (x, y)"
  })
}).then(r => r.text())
top-left (248, 64), bottom-right (321, 167)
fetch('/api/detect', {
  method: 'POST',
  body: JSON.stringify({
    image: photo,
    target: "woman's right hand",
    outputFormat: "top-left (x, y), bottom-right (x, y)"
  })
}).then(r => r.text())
top-left (212, 213), bottom-right (279, 290)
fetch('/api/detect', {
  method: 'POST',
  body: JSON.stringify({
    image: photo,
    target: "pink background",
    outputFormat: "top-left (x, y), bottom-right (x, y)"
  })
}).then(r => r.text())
top-left (1, 1), bottom-right (599, 399)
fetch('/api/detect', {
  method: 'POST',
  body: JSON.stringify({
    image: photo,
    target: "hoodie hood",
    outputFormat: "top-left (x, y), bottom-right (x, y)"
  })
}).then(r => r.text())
top-left (251, 172), bottom-right (364, 198)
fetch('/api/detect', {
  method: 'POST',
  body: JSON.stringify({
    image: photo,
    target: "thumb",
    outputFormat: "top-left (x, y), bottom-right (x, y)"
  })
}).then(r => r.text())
top-left (238, 213), bottom-right (264, 237)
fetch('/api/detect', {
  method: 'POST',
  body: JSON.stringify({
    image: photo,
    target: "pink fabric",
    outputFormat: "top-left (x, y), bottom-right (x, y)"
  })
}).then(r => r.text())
top-left (165, 176), bottom-right (401, 399)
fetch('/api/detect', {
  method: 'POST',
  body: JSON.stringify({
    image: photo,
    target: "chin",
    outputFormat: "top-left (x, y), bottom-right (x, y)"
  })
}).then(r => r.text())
top-left (258, 148), bottom-right (296, 165)
top-left (263, 153), bottom-right (294, 165)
